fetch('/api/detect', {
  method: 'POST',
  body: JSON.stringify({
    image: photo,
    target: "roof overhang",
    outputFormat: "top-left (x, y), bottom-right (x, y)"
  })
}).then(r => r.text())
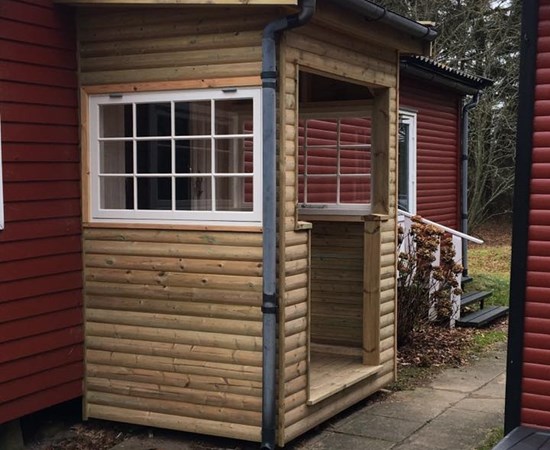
top-left (53, 0), bottom-right (438, 46)
top-left (400, 55), bottom-right (493, 95)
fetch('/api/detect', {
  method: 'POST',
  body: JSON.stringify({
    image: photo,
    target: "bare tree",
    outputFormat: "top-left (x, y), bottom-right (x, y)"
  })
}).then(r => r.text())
top-left (381, 0), bottom-right (520, 229)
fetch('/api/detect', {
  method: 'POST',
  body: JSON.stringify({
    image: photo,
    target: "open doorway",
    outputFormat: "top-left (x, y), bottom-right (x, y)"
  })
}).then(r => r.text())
top-left (297, 71), bottom-right (389, 404)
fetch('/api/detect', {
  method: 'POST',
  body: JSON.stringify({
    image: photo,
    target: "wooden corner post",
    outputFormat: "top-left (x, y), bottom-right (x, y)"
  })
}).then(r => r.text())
top-left (371, 88), bottom-right (390, 215)
top-left (363, 215), bottom-right (383, 366)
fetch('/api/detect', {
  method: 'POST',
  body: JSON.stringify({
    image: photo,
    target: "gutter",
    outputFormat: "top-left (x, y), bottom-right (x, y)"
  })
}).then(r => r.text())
top-left (261, 1), bottom-right (316, 448)
top-left (328, 0), bottom-right (437, 41)
top-left (461, 92), bottom-right (480, 277)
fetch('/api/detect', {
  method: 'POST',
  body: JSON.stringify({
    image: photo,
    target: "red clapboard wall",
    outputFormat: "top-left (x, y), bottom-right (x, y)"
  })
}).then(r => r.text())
top-left (400, 76), bottom-right (462, 229)
top-left (521, 0), bottom-right (550, 429)
top-left (0, 0), bottom-right (83, 423)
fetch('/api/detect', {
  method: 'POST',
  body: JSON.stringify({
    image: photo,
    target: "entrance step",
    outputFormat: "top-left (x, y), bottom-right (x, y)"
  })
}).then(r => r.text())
top-left (456, 305), bottom-right (509, 328)
top-left (460, 290), bottom-right (492, 308)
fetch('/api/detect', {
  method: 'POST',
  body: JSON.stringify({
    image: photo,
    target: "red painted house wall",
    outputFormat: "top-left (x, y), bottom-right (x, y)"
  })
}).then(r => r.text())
top-left (520, 0), bottom-right (550, 429)
top-left (400, 76), bottom-right (462, 229)
top-left (0, 0), bottom-right (83, 423)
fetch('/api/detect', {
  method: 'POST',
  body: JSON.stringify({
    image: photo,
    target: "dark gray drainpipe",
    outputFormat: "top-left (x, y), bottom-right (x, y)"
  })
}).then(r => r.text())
top-left (461, 93), bottom-right (480, 277)
top-left (261, 1), bottom-right (315, 449)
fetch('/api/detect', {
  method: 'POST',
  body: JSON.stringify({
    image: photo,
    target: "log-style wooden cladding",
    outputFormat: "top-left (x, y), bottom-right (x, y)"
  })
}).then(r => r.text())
top-left (75, 1), bottom-right (422, 445)
top-left (83, 227), bottom-right (264, 440)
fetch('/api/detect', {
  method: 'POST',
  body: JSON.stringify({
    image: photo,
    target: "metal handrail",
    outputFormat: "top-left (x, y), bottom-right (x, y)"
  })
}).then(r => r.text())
top-left (398, 210), bottom-right (484, 245)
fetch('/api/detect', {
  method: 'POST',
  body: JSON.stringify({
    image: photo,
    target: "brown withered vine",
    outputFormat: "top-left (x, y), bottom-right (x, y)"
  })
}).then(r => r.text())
top-left (397, 217), bottom-right (463, 347)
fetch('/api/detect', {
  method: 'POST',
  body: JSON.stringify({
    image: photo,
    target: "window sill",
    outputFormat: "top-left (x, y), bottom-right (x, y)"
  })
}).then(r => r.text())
top-left (83, 221), bottom-right (263, 232)
top-left (299, 213), bottom-right (389, 223)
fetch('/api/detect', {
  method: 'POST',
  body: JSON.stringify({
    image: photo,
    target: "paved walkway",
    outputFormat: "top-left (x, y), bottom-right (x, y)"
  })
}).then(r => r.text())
top-left (302, 342), bottom-right (507, 450)
top-left (107, 343), bottom-right (506, 450)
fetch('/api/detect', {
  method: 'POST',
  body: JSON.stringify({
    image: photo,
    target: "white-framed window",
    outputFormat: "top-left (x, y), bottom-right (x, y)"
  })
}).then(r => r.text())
top-left (88, 88), bottom-right (262, 225)
top-left (0, 116), bottom-right (4, 230)
top-left (298, 116), bottom-right (372, 214)
top-left (398, 111), bottom-right (417, 214)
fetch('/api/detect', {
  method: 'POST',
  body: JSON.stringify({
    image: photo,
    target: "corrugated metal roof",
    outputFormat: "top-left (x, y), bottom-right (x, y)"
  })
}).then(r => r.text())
top-left (401, 55), bottom-right (493, 93)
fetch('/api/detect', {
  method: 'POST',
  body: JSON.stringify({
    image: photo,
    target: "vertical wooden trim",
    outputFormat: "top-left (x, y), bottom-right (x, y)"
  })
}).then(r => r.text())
top-left (80, 88), bottom-right (90, 421)
top-left (371, 88), bottom-right (391, 215)
top-left (80, 89), bottom-right (90, 223)
top-left (363, 216), bottom-right (382, 365)
top-left (276, 35), bottom-right (288, 447)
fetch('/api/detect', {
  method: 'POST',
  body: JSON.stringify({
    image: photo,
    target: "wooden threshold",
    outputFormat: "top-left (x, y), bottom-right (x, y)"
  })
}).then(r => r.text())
top-left (307, 351), bottom-right (383, 406)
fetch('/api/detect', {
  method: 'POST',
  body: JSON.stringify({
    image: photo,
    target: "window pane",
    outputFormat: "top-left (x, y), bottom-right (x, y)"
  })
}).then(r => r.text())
top-left (306, 176), bottom-right (338, 203)
top-left (137, 177), bottom-right (172, 210)
top-left (340, 118), bottom-right (370, 145)
top-left (99, 104), bottom-right (132, 138)
top-left (100, 177), bottom-right (134, 209)
top-left (175, 139), bottom-right (211, 174)
top-left (340, 147), bottom-right (370, 175)
top-left (100, 141), bottom-right (133, 174)
top-left (398, 120), bottom-right (410, 211)
top-left (137, 141), bottom-right (171, 174)
top-left (215, 138), bottom-right (251, 174)
top-left (175, 101), bottom-right (211, 136)
top-left (215, 99), bottom-right (253, 135)
top-left (176, 177), bottom-right (211, 211)
top-left (216, 177), bottom-right (253, 211)
top-left (340, 175), bottom-right (370, 204)
top-left (306, 147), bottom-right (337, 175)
top-left (136, 103), bottom-right (171, 137)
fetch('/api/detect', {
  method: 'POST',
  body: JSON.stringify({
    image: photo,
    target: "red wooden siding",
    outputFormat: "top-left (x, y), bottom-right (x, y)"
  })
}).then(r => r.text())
top-left (0, 0), bottom-right (83, 423)
top-left (522, 0), bottom-right (550, 429)
top-left (400, 76), bottom-right (462, 229)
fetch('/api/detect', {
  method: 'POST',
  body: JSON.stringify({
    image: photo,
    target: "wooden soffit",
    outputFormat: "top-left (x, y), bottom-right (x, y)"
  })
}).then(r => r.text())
top-left (54, 0), bottom-right (297, 5)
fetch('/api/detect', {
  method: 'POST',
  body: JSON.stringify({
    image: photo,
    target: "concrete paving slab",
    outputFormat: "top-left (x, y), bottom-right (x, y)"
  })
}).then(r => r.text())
top-left (333, 412), bottom-right (424, 443)
top-left (429, 361), bottom-right (504, 393)
top-left (308, 431), bottom-right (394, 450)
top-left (471, 373), bottom-right (507, 399)
top-left (393, 405), bottom-right (504, 450)
top-left (455, 397), bottom-right (505, 413)
top-left (362, 387), bottom-right (465, 422)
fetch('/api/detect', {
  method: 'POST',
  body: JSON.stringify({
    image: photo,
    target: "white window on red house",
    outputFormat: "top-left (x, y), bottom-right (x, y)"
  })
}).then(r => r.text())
top-left (88, 88), bottom-right (261, 225)
top-left (298, 117), bottom-right (371, 213)
top-left (398, 111), bottom-right (417, 214)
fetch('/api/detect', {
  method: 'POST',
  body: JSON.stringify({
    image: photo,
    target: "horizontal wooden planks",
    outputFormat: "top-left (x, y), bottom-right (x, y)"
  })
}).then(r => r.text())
top-left (0, 0), bottom-right (82, 424)
top-left (84, 227), bottom-right (263, 438)
top-left (77, 7), bottom-right (270, 85)
top-left (400, 76), bottom-right (461, 228)
top-left (521, 2), bottom-right (550, 429)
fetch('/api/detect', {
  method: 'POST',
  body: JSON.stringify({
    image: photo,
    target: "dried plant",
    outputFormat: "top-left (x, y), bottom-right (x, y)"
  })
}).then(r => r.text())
top-left (397, 217), bottom-right (463, 347)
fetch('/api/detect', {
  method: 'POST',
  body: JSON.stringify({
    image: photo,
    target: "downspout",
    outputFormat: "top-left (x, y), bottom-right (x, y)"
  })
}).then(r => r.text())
top-left (261, 1), bottom-right (315, 449)
top-left (461, 93), bottom-right (480, 277)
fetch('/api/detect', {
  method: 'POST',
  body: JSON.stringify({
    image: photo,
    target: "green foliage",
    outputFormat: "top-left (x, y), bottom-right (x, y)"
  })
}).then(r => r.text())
top-left (476, 427), bottom-right (504, 450)
top-left (468, 242), bottom-right (511, 307)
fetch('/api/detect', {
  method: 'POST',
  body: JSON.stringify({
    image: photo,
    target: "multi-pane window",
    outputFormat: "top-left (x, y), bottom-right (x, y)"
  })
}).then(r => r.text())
top-left (89, 88), bottom-right (261, 224)
top-left (298, 117), bottom-right (371, 211)
top-left (398, 111), bottom-right (417, 214)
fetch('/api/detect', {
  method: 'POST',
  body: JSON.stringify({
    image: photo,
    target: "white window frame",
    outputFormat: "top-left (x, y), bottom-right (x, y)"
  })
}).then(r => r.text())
top-left (0, 116), bottom-right (4, 230)
top-left (88, 88), bottom-right (262, 225)
top-left (298, 112), bottom-right (372, 216)
top-left (398, 110), bottom-right (417, 215)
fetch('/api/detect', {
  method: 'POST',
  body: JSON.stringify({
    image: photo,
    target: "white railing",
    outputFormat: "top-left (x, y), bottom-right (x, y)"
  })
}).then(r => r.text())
top-left (398, 211), bottom-right (483, 327)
